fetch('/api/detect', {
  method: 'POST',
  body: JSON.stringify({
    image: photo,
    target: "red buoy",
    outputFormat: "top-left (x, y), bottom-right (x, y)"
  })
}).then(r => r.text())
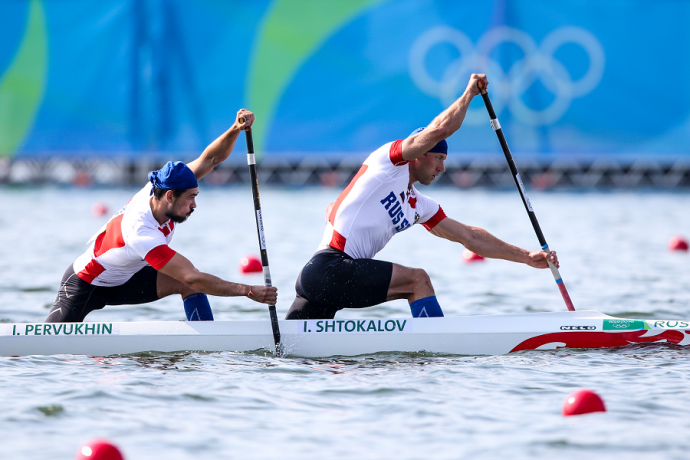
top-left (562, 389), bottom-right (606, 416)
top-left (668, 236), bottom-right (689, 252)
top-left (239, 255), bottom-right (263, 274)
top-left (91, 202), bottom-right (109, 217)
top-left (75, 439), bottom-right (124, 460)
top-left (462, 249), bottom-right (485, 263)
top-left (325, 202), bottom-right (334, 222)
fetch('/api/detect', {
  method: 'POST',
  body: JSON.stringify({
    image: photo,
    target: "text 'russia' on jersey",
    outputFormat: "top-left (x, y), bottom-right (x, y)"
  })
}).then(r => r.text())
top-left (319, 140), bottom-right (447, 259)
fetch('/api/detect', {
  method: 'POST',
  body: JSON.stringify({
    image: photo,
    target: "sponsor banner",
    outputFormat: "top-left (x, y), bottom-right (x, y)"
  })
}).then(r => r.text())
top-left (603, 319), bottom-right (650, 331)
top-left (300, 319), bottom-right (411, 334)
top-left (2, 323), bottom-right (120, 337)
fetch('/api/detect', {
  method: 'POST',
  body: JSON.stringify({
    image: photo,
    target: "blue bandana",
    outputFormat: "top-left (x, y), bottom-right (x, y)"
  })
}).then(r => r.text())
top-left (409, 127), bottom-right (448, 155)
top-left (148, 161), bottom-right (198, 194)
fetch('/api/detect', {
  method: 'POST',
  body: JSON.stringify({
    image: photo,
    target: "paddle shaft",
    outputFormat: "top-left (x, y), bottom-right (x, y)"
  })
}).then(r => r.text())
top-left (477, 83), bottom-right (575, 312)
top-left (239, 118), bottom-right (282, 350)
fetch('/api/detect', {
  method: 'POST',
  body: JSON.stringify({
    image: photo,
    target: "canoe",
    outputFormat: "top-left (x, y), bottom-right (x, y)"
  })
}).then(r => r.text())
top-left (1, 310), bottom-right (689, 357)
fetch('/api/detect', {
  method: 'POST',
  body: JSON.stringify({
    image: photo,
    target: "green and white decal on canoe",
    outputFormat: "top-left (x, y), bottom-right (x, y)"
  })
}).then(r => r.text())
top-left (602, 319), bottom-right (650, 331)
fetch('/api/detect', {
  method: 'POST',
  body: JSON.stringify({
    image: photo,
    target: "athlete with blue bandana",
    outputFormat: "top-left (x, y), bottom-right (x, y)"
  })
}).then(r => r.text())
top-left (286, 74), bottom-right (559, 320)
top-left (48, 109), bottom-right (277, 323)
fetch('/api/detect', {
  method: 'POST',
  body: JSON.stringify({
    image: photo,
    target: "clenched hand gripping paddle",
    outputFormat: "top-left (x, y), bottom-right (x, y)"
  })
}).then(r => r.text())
top-left (239, 117), bottom-right (283, 352)
top-left (477, 81), bottom-right (575, 312)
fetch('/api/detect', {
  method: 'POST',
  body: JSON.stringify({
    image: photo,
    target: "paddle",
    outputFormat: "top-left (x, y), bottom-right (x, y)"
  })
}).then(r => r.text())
top-left (477, 81), bottom-right (575, 312)
top-left (239, 117), bottom-right (283, 352)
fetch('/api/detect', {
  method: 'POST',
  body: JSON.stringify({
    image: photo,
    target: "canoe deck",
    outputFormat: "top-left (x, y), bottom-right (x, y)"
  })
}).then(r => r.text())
top-left (2, 310), bottom-right (689, 357)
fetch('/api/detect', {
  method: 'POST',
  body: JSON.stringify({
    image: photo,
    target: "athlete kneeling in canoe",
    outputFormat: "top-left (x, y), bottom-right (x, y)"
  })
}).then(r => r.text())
top-left (286, 74), bottom-right (558, 320)
top-left (47, 109), bottom-right (277, 323)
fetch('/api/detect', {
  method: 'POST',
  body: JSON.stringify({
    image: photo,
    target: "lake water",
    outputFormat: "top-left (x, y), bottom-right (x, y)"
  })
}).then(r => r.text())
top-left (1, 185), bottom-right (689, 459)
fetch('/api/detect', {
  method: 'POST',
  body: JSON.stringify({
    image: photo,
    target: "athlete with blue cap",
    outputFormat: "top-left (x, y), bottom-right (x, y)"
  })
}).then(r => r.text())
top-left (286, 74), bottom-right (559, 320)
top-left (47, 109), bottom-right (277, 323)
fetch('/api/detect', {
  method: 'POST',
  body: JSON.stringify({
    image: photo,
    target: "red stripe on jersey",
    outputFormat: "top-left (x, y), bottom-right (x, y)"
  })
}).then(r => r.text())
top-left (76, 259), bottom-right (106, 283)
top-left (329, 164), bottom-right (369, 225)
top-left (94, 214), bottom-right (126, 257)
top-left (389, 139), bottom-right (408, 166)
top-left (145, 244), bottom-right (177, 270)
top-left (422, 206), bottom-right (447, 231)
top-left (408, 197), bottom-right (417, 208)
top-left (159, 220), bottom-right (174, 236)
top-left (329, 230), bottom-right (347, 252)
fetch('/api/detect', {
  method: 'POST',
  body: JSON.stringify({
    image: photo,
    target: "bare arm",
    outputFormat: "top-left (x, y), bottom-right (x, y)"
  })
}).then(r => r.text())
top-left (401, 73), bottom-right (486, 161)
top-left (187, 109), bottom-right (255, 180)
top-left (158, 253), bottom-right (277, 304)
top-left (429, 217), bottom-right (559, 269)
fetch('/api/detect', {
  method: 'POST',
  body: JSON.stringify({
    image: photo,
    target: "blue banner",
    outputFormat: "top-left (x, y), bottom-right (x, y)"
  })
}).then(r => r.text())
top-left (1, 0), bottom-right (689, 160)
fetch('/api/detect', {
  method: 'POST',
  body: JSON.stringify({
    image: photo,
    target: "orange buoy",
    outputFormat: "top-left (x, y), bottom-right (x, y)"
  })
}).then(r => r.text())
top-left (75, 439), bottom-right (124, 460)
top-left (668, 236), bottom-right (689, 252)
top-left (562, 389), bottom-right (606, 416)
top-left (239, 255), bottom-right (263, 274)
top-left (462, 249), bottom-right (485, 263)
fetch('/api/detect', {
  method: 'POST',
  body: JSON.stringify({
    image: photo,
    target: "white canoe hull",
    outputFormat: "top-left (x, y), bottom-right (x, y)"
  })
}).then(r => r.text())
top-left (2, 310), bottom-right (689, 357)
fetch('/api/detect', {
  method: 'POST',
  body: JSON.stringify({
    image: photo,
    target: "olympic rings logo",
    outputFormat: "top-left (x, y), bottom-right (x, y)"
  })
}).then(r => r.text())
top-left (409, 26), bottom-right (605, 126)
top-left (608, 321), bottom-right (635, 329)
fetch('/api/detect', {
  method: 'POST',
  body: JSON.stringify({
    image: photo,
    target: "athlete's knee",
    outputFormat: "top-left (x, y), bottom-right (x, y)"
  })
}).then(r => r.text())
top-left (285, 294), bottom-right (337, 320)
top-left (411, 268), bottom-right (433, 292)
top-left (285, 296), bottom-right (307, 320)
top-left (179, 284), bottom-right (199, 298)
top-left (45, 307), bottom-right (66, 323)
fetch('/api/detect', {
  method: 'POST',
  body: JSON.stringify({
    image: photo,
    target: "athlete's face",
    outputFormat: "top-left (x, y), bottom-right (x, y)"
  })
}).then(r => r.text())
top-left (412, 152), bottom-right (446, 185)
top-left (166, 188), bottom-right (198, 223)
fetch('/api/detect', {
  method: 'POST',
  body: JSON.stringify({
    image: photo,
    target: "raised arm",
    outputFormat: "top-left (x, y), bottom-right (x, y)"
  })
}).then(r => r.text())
top-left (158, 253), bottom-right (277, 304)
top-left (429, 217), bottom-right (559, 269)
top-left (187, 109), bottom-right (255, 180)
top-left (401, 73), bottom-right (486, 161)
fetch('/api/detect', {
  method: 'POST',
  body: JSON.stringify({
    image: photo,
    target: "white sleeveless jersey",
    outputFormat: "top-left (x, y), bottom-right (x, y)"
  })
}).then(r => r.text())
top-left (318, 140), bottom-right (447, 259)
top-left (72, 183), bottom-right (177, 286)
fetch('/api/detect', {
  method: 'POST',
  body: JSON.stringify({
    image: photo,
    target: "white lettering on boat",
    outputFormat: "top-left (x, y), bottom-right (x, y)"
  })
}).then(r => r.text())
top-left (2, 323), bottom-right (121, 336)
top-left (299, 319), bottom-right (411, 333)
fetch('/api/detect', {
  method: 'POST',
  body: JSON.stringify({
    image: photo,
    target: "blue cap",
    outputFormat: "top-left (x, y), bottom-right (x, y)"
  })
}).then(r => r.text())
top-left (409, 127), bottom-right (448, 155)
top-left (148, 161), bottom-right (198, 193)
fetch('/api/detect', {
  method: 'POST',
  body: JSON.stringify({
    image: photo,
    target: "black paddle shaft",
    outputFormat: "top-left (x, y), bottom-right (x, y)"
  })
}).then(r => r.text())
top-left (478, 82), bottom-right (575, 312)
top-left (240, 121), bottom-right (282, 351)
top-left (479, 91), bottom-right (547, 247)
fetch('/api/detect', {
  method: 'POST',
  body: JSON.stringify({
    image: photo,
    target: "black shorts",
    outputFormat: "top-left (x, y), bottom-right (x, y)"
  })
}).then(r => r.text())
top-left (285, 247), bottom-right (393, 320)
top-left (46, 265), bottom-right (160, 323)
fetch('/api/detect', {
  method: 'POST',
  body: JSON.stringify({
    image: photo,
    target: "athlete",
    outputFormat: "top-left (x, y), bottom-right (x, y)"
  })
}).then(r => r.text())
top-left (47, 109), bottom-right (277, 323)
top-left (286, 74), bottom-right (559, 320)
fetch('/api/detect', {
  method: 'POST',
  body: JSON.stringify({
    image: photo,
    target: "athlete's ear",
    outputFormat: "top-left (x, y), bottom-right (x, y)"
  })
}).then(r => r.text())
top-left (165, 190), bottom-right (175, 204)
